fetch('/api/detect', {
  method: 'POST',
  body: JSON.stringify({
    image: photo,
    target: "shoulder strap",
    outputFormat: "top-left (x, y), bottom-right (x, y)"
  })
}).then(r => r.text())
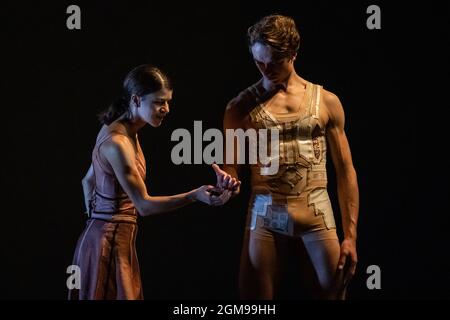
top-left (312, 84), bottom-right (322, 120)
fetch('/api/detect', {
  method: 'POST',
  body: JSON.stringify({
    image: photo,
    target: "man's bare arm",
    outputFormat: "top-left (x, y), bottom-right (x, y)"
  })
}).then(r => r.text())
top-left (325, 90), bottom-right (359, 240)
top-left (223, 101), bottom-right (244, 180)
top-left (325, 89), bottom-right (359, 281)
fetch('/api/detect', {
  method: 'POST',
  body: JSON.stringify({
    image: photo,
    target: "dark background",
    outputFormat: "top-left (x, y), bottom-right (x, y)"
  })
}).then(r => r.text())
top-left (0, 1), bottom-right (447, 300)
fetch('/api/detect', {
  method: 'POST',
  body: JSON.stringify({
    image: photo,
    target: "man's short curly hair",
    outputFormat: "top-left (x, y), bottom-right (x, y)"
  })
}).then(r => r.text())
top-left (247, 14), bottom-right (300, 60)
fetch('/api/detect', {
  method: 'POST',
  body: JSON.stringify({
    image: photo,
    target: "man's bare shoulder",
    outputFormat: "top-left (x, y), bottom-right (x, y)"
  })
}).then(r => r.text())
top-left (321, 88), bottom-right (341, 108)
top-left (225, 81), bottom-right (262, 115)
top-left (321, 87), bottom-right (345, 127)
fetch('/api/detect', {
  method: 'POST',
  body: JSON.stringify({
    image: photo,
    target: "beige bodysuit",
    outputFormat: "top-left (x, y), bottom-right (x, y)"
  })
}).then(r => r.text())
top-left (238, 80), bottom-right (343, 299)
top-left (247, 81), bottom-right (336, 236)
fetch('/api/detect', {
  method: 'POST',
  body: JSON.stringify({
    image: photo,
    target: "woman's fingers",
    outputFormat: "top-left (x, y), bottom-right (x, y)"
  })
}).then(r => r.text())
top-left (210, 190), bottom-right (232, 206)
top-left (229, 177), bottom-right (240, 189)
top-left (211, 164), bottom-right (241, 190)
top-left (222, 175), bottom-right (231, 188)
top-left (212, 164), bottom-right (226, 187)
top-left (231, 180), bottom-right (241, 192)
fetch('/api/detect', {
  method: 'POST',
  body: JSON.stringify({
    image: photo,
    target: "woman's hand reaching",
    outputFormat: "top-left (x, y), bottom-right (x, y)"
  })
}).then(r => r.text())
top-left (192, 185), bottom-right (233, 206)
top-left (211, 164), bottom-right (241, 196)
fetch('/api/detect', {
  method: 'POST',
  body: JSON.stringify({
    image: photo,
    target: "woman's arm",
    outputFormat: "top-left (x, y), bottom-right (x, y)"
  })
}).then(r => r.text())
top-left (81, 164), bottom-right (95, 214)
top-left (100, 135), bottom-right (226, 216)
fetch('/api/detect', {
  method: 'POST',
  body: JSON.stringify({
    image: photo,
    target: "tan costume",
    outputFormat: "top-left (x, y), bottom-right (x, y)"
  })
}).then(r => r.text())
top-left (69, 125), bottom-right (144, 300)
top-left (238, 81), bottom-right (341, 298)
top-left (248, 81), bottom-right (336, 235)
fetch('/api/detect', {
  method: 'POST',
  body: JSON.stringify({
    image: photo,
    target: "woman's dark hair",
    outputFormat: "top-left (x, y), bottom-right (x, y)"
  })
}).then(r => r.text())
top-left (99, 64), bottom-right (172, 125)
top-left (247, 14), bottom-right (300, 60)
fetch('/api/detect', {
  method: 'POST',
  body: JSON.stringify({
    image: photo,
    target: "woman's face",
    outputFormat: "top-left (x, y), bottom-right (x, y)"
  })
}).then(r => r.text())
top-left (137, 88), bottom-right (172, 127)
top-left (251, 42), bottom-right (294, 84)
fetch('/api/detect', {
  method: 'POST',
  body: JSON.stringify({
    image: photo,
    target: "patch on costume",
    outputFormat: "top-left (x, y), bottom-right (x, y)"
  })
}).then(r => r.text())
top-left (250, 194), bottom-right (272, 230)
top-left (279, 165), bottom-right (303, 189)
top-left (312, 136), bottom-right (321, 160)
top-left (264, 205), bottom-right (289, 232)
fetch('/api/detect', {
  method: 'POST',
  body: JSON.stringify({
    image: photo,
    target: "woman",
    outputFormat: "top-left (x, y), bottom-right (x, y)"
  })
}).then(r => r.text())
top-left (69, 64), bottom-right (239, 300)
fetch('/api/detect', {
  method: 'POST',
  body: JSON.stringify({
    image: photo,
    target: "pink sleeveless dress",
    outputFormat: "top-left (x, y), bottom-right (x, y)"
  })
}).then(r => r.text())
top-left (69, 124), bottom-right (146, 300)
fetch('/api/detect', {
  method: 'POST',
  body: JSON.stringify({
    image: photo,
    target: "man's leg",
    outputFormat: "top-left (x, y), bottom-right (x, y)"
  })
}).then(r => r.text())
top-left (299, 229), bottom-right (343, 299)
top-left (239, 228), bottom-right (287, 299)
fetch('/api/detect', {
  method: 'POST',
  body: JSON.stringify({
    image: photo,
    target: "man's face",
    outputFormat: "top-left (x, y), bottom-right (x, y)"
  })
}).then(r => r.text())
top-left (251, 42), bottom-right (294, 84)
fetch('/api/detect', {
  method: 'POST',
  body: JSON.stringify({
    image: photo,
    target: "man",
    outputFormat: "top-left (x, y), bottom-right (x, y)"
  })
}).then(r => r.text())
top-left (219, 14), bottom-right (359, 299)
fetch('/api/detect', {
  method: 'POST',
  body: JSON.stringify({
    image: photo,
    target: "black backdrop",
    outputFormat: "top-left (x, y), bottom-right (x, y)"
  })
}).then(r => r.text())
top-left (0, 1), bottom-right (447, 300)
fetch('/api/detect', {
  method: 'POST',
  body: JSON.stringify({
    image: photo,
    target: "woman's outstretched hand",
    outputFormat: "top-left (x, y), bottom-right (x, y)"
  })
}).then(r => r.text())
top-left (211, 164), bottom-right (241, 196)
top-left (192, 185), bottom-right (233, 206)
top-left (190, 164), bottom-right (241, 207)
